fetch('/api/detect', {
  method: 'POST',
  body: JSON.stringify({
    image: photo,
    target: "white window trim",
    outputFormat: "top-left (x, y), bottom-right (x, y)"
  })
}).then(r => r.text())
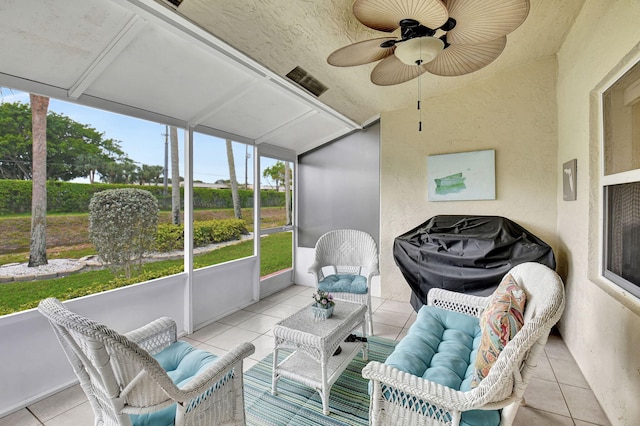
top-left (596, 51), bottom-right (640, 301)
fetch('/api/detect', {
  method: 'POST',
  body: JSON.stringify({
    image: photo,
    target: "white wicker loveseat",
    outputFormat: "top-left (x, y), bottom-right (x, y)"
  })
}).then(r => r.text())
top-left (362, 262), bottom-right (565, 426)
top-left (38, 297), bottom-right (255, 426)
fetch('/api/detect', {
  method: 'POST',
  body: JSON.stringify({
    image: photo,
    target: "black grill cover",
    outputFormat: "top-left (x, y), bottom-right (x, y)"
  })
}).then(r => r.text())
top-left (393, 215), bottom-right (556, 311)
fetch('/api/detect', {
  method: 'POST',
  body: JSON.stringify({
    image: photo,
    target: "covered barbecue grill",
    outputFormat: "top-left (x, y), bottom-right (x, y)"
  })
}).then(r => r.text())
top-left (393, 215), bottom-right (556, 311)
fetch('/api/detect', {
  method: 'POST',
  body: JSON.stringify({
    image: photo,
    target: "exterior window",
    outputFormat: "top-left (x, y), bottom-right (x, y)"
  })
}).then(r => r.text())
top-left (602, 61), bottom-right (640, 298)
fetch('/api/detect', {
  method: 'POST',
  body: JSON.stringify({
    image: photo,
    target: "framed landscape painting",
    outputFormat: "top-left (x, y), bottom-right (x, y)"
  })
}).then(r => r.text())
top-left (427, 149), bottom-right (496, 201)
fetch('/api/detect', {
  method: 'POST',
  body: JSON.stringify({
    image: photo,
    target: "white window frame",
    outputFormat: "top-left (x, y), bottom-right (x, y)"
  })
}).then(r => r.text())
top-left (598, 54), bottom-right (640, 300)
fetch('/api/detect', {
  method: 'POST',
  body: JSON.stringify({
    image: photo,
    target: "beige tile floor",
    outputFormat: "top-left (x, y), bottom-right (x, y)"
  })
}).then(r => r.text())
top-left (0, 284), bottom-right (611, 426)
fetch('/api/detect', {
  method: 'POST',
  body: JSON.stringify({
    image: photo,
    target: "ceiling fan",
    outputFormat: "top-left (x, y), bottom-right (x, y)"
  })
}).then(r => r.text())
top-left (328, 0), bottom-right (530, 86)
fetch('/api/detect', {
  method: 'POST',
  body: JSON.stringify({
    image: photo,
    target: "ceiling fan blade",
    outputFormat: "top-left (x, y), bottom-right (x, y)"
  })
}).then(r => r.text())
top-left (327, 38), bottom-right (397, 67)
top-left (353, 0), bottom-right (449, 33)
top-left (444, 0), bottom-right (530, 45)
top-left (370, 55), bottom-right (429, 86)
top-left (424, 36), bottom-right (506, 76)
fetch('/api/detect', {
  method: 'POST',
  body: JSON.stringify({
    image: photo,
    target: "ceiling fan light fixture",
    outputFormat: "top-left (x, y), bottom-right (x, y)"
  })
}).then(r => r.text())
top-left (394, 37), bottom-right (444, 66)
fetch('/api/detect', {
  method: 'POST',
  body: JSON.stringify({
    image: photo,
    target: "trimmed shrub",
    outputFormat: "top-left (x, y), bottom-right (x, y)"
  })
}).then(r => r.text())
top-left (154, 224), bottom-right (184, 252)
top-left (89, 189), bottom-right (159, 278)
top-left (155, 218), bottom-right (247, 252)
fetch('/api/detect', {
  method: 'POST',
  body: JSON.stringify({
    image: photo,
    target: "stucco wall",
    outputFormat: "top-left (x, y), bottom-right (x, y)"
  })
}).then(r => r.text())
top-left (380, 56), bottom-right (559, 302)
top-left (380, 1), bottom-right (640, 423)
top-left (556, 0), bottom-right (640, 424)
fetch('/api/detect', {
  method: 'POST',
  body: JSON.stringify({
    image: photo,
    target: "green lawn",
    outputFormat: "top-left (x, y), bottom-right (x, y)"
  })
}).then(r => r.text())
top-left (0, 232), bottom-right (292, 315)
top-left (0, 206), bottom-right (288, 264)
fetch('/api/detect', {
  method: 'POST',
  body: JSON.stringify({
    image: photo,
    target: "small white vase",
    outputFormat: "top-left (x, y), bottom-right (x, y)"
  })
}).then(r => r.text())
top-left (312, 303), bottom-right (334, 321)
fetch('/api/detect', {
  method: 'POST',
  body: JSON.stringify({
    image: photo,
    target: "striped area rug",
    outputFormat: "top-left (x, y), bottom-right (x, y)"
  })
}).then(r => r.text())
top-left (244, 336), bottom-right (397, 426)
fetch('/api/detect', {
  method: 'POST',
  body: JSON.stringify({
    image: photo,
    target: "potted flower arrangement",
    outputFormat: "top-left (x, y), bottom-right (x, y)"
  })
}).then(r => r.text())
top-left (311, 290), bottom-right (335, 320)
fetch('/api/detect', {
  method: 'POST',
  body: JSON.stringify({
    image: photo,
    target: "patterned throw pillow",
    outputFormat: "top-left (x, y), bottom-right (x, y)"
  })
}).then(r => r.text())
top-left (471, 273), bottom-right (526, 388)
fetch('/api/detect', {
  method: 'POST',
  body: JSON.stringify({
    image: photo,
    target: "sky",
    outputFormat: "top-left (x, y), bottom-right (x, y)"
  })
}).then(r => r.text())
top-left (0, 88), bottom-right (282, 185)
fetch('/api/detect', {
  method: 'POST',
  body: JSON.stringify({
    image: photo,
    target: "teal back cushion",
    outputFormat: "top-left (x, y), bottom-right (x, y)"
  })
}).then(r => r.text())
top-left (130, 341), bottom-right (219, 426)
top-left (383, 305), bottom-right (500, 426)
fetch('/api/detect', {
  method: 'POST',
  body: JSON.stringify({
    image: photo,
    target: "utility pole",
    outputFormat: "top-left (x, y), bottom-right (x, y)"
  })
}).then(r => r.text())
top-left (244, 144), bottom-right (250, 189)
top-left (163, 125), bottom-right (168, 196)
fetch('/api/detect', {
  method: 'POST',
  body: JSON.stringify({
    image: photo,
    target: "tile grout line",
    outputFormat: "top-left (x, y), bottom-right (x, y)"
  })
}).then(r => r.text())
top-left (26, 407), bottom-right (45, 425)
top-left (544, 348), bottom-right (588, 424)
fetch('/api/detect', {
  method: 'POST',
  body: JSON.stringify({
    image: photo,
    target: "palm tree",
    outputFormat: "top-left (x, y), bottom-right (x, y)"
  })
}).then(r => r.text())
top-left (226, 139), bottom-right (242, 219)
top-left (28, 93), bottom-right (49, 267)
top-left (262, 161), bottom-right (285, 191)
top-left (75, 153), bottom-right (104, 183)
top-left (170, 126), bottom-right (180, 225)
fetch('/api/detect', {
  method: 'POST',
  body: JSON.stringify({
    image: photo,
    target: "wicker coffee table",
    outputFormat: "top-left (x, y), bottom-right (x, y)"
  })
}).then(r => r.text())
top-left (271, 301), bottom-right (368, 415)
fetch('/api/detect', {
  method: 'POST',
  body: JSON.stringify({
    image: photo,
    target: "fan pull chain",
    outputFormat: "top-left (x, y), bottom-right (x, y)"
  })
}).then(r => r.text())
top-left (418, 68), bottom-right (422, 132)
top-left (418, 41), bottom-right (422, 132)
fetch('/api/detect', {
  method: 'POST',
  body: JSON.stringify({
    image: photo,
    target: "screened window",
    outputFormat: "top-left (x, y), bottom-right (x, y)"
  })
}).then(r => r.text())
top-left (192, 133), bottom-right (255, 269)
top-left (604, 183), bottom-right (640, 296)
top-left (602, 61), bottom-right (640, 298)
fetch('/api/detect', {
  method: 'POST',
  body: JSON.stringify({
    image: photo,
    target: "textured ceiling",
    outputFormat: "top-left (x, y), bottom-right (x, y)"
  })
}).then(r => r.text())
top-left (175, 0), bottom-right (587, 124)
top-left (0, 0), bottom-right (587, 154)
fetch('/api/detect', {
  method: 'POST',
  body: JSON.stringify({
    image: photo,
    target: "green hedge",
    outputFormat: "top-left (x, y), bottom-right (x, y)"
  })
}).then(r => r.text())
top-left (0, 180), bottom-right (285, 214)
top-left (155, 218), bottom-right (248, 252)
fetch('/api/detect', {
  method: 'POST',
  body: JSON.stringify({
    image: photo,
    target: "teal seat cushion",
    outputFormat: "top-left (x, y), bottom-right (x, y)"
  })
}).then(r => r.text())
top-left (318, 274), bottom-right (367, 294)
top-left (130, 341), bottom-right (219, 426)
top-left (382, 305), bottom-right (500, 426)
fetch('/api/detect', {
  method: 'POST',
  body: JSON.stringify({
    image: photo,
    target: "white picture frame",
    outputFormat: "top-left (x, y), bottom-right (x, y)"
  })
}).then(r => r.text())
top-left (427, 149), bottom-right (496, 201)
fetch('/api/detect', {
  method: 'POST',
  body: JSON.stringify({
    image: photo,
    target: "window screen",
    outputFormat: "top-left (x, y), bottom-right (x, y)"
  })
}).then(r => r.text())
top-left (604, 182), bottom-right (640, 297)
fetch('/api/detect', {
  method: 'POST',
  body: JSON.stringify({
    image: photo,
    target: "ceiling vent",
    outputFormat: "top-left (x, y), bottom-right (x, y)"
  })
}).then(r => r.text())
top-left (164, 0), bottom-right (183, 7)
top-left (285, 66), bottom-right (328, 97)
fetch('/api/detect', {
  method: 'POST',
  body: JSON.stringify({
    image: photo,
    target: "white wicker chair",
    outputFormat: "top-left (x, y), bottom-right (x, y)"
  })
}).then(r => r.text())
top-left (308, 229), bottom-right (379, 335)
top-left (38, 298), bottom-right (255, 426)
top-left (362, 262), bottom-right (565, 426)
